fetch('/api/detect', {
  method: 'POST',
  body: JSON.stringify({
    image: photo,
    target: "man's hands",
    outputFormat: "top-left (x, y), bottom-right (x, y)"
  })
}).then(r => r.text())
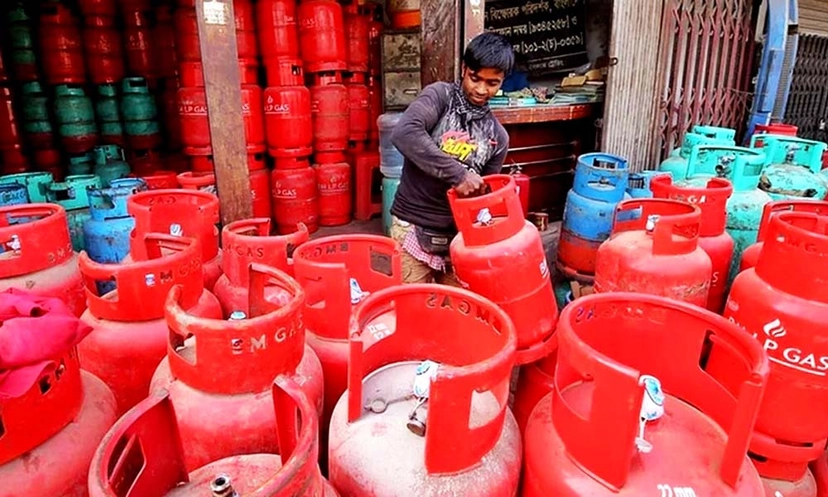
top-left (454, 171), bottom-right (485, 197)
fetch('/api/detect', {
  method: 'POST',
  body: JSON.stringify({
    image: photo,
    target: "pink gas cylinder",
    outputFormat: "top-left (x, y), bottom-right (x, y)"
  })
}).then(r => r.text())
top-left (77, 234), bottom-right (222, 415)
top-left (594, 199), bottom-right (713, 307)
top-left (740, 200), bottom-right (828, 272)
top-left (149, 264), bottom-right (324, 471)
top-left (328, 284), bottom-right (521, 495)
top-left (89, 376), bottom-right (338, 496)
top-left (127, 189), bottom-right (224, 291)
top-left (725, 212), bottom-right (828, 493)
top-left (293, 235), bottom-right (401, 461)
top-left (521, 292), bottom-right (768, 496)
top-left (213, 218), bottom-right (309, 316)
top-left (0, 291), bottom-right (117, 497)
top-left (0, 204), bottom-right (86, 316)
top-left (448, 174), bottom-right (557, 365)
top-left (650, 175), bottom-right (734, 313)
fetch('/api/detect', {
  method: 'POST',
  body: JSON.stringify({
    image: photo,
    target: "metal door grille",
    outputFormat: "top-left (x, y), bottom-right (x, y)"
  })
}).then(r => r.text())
top-left (653, 0), bottom-right (757, 161)
top-left (784, 33), bottom-right (828, 142)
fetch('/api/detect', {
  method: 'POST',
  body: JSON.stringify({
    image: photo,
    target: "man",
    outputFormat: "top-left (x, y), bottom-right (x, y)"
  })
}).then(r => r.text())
top-left (389, 32), bottom-right (514, 285)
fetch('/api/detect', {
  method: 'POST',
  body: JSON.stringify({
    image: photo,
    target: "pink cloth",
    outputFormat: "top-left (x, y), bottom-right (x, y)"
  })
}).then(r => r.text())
top-left (401, 230), bottom-right (448, 272)
top-left (0, 289), bottom-right (92, 399)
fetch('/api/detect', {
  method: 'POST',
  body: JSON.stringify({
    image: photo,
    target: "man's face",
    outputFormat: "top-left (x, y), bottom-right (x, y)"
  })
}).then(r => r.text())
top-left (461, 65), bottom-right (505, 107)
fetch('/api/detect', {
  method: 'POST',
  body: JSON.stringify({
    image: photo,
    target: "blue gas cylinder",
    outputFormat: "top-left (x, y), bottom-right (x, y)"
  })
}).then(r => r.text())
top-left (557, 152), bottom-right (629, 278)
top-left (0, 183), bottom-right (28, 206)
top-left (83, 178), bottom-right (147, 294)
top-left (626, 170), bottom-right (671, 198)
top-left (0, 171), bottom-right (53, 202)
top-left (381, 176), bottom-right (400, 235)
top-left (92, 144), bottom-right (131, 187)
top-left (46, 174), bottom-right (101, 251)
top-left (753, 135), bottom-right (828, 201)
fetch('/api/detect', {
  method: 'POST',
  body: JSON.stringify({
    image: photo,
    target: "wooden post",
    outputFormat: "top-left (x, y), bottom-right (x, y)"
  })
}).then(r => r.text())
top-left (463, 0), bottom-right (486, 50)
top-left (602, 0), bottom-right (665, 171)
top-left (195, 0), bottom-right (252, 224)
top-left (421, 0), bottom-right (461, 85)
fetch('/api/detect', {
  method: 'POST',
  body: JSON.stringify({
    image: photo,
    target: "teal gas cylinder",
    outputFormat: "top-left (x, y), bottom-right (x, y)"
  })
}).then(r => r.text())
top-left (381, 176), bottom-right (400, 235)
top-left (120, 77), bottom-right (161, 149)
top-left (46, 174), bottom-right (101, 251)
top-left (68, 152), bottom-right (94, 175)
top-left (54, 84), bottom-right (98, 154)
top-left (95, 83), bottom-right (124, 146)
top-left (20, 81), bottom-right (53, 148)
top-left (0, 171), bottom-right (53, 202)
top-left (92, 144), bottom-right (130, 186)
top-left (659, 132), bottom-right (732, 180)
top-left (7, 4), bottom-right (37, 81)
top-left (752, 135), bottom-right (828, 201)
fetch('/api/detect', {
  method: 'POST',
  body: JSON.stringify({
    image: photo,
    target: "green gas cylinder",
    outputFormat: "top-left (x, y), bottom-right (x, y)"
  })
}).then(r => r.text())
top-left (20, 81), bottom-right (53, 148)
top-left (95, 83), bottom-right (124, 146)
top-left (54, 84), bottom-right (98, 154)
top-left (7, 4), bottom-right (38, 81)
top-left (752, 135), bottom-right (828, 201)
top-left (121, 77), bottom-right (161, 149)
top-left (92, 144), bottom-right (130, 186)
top-left (68, 152), bottom-right (94, 176)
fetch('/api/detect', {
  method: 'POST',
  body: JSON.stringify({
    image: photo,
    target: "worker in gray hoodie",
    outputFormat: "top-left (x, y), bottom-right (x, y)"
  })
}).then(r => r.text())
top-left (389, 31), bottom-right (515, 285)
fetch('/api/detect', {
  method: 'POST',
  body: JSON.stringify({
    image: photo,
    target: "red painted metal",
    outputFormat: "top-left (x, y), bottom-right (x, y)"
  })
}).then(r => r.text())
top-left (351, 149), bottom-right (382, 221)
top-left (141, 170), bottom-right (179, 190)
top-left (149, 264), bottom-right (324, 471)
top-left (257, 0), bottom-right (300, 65)
top-left (512, 171), bottom-right (531, 217)
top-left (310, 82), bottom-right (350, 152)
top-left (264, 57), bottom-right (304, 87)
top-left (271, 167), bottom-right (320, 234)
top-left (741, 200), bottom-right (828, 272)
top-left (178, 85), bottom-right (265, 155)
top-left (650, 175), bottom-right (734, 313)
top-left (179, 60), bottom-right (258, 87)
top-left (594, 199), bottom-right (712, 307)
top-left (33, 148), bottom-right (64, 181)
top-left (0, 87), bottom-right (23, 152)
top-left (154, 4), bottom-right (178, 79)
top-left (753, 123), bottom-right (798, 149)
top-left (448, 175), bottom-right (557, 365)
top-left (522, 292), bottom-right (768, 496)
top-left (344, 4), bottom-right (370, 73)
top-left (123, 10), bottom-right (158, 81)
top-left (215, 219), bottom-right (309, 315)
top-left (264, 82), bottom-right (313, 158)
top-left (0, 204), bottom-right (85, 316)
top-left (126, 147), bottom-right (163, 176)
top-left (174, 7), bottom-right (201, 63)
top-left (0, 307), bottom-right (117, 496)
top-left (275, 156), bottom-right (311, 170)
top-left (812, 451), bottom-right (828, 497)
top-left (172, 3), bottom-right (257, 64)
top-left (315, 152), bottom-right (352, 226)
top-left (89, 376), bottom-right (337, 496)
top-left (78, 234), bottom-right (222, 415)
top-left (177, 168), bottom-right (270, 218)
top-left (83, 15), bottom-right (125, 84)
top-left (298, 0), bottom-right (348, 73)
top-left (328, 284), bottom-right (521, 495)
top-left (159, 81), bottom-right (182, 150)
top-left (293, 235), bottom-right (401, 460)
top-left (725, 212), bottom-right (828, 483)
top-left (39, 3), bottom-right (85, 84)
top-left (79, 0), bottom-right (117, 17)
top-left (127, 189), bottom-right (223, 291)
top-left (190, 152), bottom-right (266, 173)
top-left (346, 75), bottom-right (370, 142)
top-left (367, 75), bottom-right (383, 142)
top-left (234, 0), bottom-right (259, 62)
top-left (512, 351), bottom-right (558, 434)
top-left (654, 0), bottom-right (756, 161)
top-left (1, 148), bottom-right (28, 175)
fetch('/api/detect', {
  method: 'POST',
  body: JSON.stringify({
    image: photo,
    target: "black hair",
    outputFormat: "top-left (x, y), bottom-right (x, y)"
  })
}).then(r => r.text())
top-left (462, 32), bottom-right (515, 75)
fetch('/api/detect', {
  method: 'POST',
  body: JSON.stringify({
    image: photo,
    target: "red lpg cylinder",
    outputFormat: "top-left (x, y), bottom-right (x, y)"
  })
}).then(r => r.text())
top-left (214, 219), bottom-right (309, 315)
top-left (594, 199), bottom-right (713, 307)
top-left (298, 0), bottom-right (348, 73)
top-left (233, 0), bottom-right (259, 62)
top-left (83, 15), bottom-right (126, 84)
top-left (328, 284), bottom-right (522, 495)
top-left (264, 56), bottom-right (304, 86)
top-left (177, 170), bottom-right (217, 194)
top-left (190, 152), bottom-right (267, 172)
top-left (512, 170), bottom-right (531, 217)
top-left (149, 264), bottom-right (324, 472)
top-left (0, 87), bottom-right (23, 151)
top-left (272, 166), bottom-right (320, 234)
top-left (724, 212), bottom-right (828, 489)
top-left (159, 80), bottom-right (183, 149)
top-left (522, 292), bottom-right (768, 496)
top-left (179, 60), bottom-right (259, 87)
top-left (512, 349), bottom-right (558, 434)
top-left (142, 170), bottom-right (179, 189)
top-left (0, 204), bottom-right (86, 316)
top-left (79, 0), bottom-right (117, 17)
top-left (367, 76), bottom-right (382, 142)
top-left (1, 148), bottom-right (29, 174)
top-left (367, 5), bottom-right (383, 76)
top-left (0, 294), bottom-right (117, 497)
top-left (127, 189), bottom-right (224, 291)
top-left (33, 148), bottom-right (64, 180)
top-left (346, 75), bottom-right (370, 142)
top-left (177, 169), bottom-right (272, 218)
top-left (310, 82), bottom-right (350, 152)
top-left (448, 174), bottom-right (558, 365)
top-left (650, 175), bottom-right (734, 313)
top-left (123, 10), bottom-right (158, 81)
top-left (78, 234), bottom-right (222, 416)
top-left (812, 451), bottom-right (828, 497)
top-left (154, 4), bottom-right (178, 79)
top-left (89, 377), bottom-right (337, 497)
top-left (753, 123), bottom-right (798, 149)
top-left (172, 4), bottom-right (258, 64)
top-left (740, 200), bottom-right (828, 272)
top-left (39, 3), bottom-right (85, 84)
top-left (315, 152), bottom-right (352, 226)
top-left (293, 235), bottom-right (401, 449)
top-left (264, 79), bottom-right (313, 158)
top-left (178, 85), bottom-right (265, 155)
top-left (344, 4), bottom-right (370, 73)
top-left (257, 0), bottom-right (300, 65)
